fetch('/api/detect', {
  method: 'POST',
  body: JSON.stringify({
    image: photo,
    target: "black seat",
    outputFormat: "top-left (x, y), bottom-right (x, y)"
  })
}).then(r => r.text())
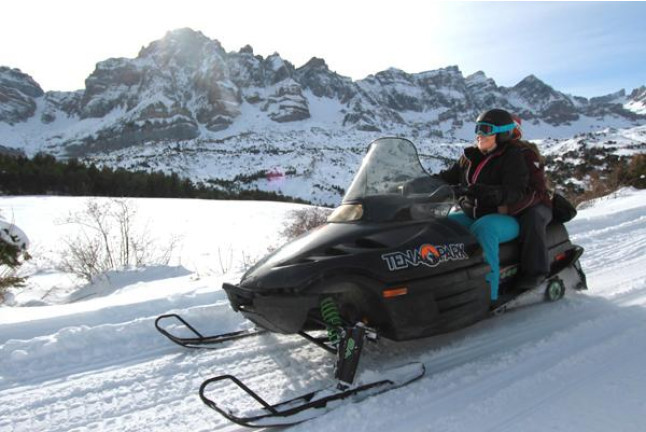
top-left (499, 222), bottom-right (570, 267)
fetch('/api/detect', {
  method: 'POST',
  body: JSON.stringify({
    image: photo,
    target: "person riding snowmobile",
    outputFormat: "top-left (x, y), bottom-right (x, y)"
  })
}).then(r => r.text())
top-left (438, 108), bottom-right (529, 304)
top-left (505, 115), bottom-right (553, 290)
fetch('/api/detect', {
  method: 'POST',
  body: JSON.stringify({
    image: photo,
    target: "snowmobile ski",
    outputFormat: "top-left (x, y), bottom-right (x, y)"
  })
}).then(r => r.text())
top-left (154, 314), bottom-right (265, 349)
top-left (199, 362), bottom-right (425, 428)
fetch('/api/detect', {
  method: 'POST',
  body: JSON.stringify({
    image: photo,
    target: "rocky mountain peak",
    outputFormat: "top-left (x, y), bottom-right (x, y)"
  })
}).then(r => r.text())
top-left (254, 53), bottom-right (292, 87)
top-left (376, 67), bottom-right (412, 80)
top-left (295, 57), bottom-right (354, 102)
top-left (300, 57), bottom-right (328, 70)
top-left (513, 74), bottom-right (553, 92)
top-left (465, 71), bottom-right (495, 86)
top-left (625, 86), bottom-right (646, 114)
top-left (0, 67), bottom-right (44, 98)
top-left (630, 86), bottom-right (646, 100)
top-left (512, 75), bottom-right (567, 108)
top-left (0, 28), bottom-right (644, 156)
top-left (0, 67), bottom-right (44, 124)
top-left (436, 65), bottom-right (462, 76)
top-left (465, 70), bottom-right (487, 81)
top-left (138, 28), bottom-right (225, 67)
top-left (238, 44), bottom-right (255, 55)
top-left (590, 89), bottom-right (627, 105)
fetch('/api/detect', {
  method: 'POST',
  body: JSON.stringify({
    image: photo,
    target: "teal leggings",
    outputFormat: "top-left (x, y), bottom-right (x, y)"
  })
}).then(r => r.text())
top-left (449, 211), bottom-right (519, 301)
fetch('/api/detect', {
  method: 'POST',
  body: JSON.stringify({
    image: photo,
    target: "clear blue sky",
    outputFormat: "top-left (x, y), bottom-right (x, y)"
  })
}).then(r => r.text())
top-left (2, 1), bottom-right (644, 98)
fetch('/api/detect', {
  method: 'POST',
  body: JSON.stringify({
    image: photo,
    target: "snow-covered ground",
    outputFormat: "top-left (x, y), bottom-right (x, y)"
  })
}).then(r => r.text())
top-left (1, 189), bottom-right (646, 431)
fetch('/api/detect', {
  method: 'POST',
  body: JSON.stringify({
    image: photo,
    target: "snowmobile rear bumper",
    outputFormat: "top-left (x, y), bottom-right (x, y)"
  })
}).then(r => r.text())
top-left (223, 282), bottom-right (319, 334)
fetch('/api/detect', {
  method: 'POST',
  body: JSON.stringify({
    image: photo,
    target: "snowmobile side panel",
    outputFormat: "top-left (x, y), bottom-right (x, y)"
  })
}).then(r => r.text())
top-left (378, 262), bottom-right (490, 340)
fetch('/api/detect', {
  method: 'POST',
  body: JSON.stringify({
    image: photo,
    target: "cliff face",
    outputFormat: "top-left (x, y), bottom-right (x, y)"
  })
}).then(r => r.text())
top-left (0, 67), bottom-right (44, 125)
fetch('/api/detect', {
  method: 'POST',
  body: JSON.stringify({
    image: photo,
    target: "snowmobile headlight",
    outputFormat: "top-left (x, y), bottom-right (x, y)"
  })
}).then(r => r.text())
top-left (327, 204), bottom-right (363, 223)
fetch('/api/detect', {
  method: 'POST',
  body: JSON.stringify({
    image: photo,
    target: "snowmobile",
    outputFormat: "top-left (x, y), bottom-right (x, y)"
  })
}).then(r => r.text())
top-left (156, 137), bottom-right (587, 427)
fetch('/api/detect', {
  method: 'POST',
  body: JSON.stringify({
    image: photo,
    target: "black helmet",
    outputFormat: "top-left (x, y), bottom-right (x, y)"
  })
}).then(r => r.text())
top-left (475, 109), bottom-right (516, 143)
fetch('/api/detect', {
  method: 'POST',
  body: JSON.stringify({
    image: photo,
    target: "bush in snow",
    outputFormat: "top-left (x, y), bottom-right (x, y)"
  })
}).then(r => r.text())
top-left (625, 153), bottom-right (646, 189)
top-left (58, 198), bottom-right (178, 281)
top-left (281, 206), bottom-right (332, 240)
top-left (572, 154), bottom-right (646, 205)
top-left (0, 215), bottom-right (31, 301)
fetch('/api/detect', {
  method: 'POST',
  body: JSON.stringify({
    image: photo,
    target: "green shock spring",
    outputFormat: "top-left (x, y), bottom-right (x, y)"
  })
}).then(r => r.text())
top-left (320, 297), bottom-right (343, 345)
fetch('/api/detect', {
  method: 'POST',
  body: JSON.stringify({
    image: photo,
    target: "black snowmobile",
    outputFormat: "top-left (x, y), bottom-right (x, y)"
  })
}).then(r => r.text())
top-left (156, 137), bottom-right (587, 427)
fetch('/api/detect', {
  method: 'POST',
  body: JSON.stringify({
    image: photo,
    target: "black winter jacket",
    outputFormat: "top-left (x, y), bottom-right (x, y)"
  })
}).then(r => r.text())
top-left (439, 142), bottom-right (529, 219)
top-left (506, 140), bottom-right (552, 215)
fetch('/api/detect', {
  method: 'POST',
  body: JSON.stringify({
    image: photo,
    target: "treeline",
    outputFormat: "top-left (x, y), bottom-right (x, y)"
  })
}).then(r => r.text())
top-left (0, 153), bottom-right (307, 203)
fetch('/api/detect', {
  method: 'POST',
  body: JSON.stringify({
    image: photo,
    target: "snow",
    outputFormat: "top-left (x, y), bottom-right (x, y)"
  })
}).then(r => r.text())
top-left (625, 99), bottom-right (646, 115)
top-left (2, 188), bottom-right (646, 431)
top-left (0, 216), bottom-right (29, 250)
top-left (538, 125), bottom-right (646, 160)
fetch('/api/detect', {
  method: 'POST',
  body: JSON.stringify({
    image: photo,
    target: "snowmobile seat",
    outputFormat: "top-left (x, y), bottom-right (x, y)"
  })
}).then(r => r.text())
top-left (499, 221), bottom-right (570, 267)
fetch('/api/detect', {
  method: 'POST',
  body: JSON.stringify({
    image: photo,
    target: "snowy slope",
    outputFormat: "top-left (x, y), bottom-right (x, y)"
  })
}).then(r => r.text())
top-left (61, 123), bottom-right (642, 206)
top-left (1, 189), bottom-right (646, 431)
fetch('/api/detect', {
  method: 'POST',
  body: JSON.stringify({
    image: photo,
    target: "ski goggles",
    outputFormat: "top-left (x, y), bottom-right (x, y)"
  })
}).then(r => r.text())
top-left (475, 122), bottom-right (516, 136)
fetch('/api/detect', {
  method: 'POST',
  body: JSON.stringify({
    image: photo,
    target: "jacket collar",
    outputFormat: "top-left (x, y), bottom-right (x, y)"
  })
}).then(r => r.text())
top-left (463, 141), bottom-right (509, 161)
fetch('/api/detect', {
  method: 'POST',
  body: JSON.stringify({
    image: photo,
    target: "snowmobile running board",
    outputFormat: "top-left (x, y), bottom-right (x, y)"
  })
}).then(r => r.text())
top-left (199, 362), bottom-right (425, 428)
top-left (154, 314), bottom-right (266, 349)
top-left (490, 246), bottom-right (586, 316)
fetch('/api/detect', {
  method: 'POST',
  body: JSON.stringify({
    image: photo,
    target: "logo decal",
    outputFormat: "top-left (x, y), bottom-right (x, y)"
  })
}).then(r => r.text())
top-left (381, 243), bottom-right (468, 271)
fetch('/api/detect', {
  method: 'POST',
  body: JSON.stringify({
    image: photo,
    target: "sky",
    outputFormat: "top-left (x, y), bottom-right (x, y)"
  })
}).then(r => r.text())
top-left (2, 1), bottom-right (644, 98)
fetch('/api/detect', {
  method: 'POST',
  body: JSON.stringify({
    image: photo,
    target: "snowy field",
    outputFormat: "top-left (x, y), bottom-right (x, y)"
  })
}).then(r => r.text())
top-left (1, 189), bottom-right (646, 431)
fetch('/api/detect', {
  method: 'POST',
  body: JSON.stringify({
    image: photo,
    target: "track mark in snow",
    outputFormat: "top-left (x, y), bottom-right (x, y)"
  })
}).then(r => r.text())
top-left (296, 293), bottom-right (646, 432)
top-left (0, 323), bottom-right (333, 432)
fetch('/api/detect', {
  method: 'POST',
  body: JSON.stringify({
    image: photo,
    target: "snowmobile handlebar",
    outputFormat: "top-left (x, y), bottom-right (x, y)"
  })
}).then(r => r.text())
top-left (449, 184), bottom-right (469, 198)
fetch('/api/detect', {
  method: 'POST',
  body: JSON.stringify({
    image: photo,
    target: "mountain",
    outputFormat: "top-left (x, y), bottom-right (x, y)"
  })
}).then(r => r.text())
top-left (0, 28), bottom-right (644, 204)
top-left (1, 28), bottom-right (644, 153)
top-left (0, 66), bottom-right (44, 124)
top-left (624, 86), bottom-right (646, 114)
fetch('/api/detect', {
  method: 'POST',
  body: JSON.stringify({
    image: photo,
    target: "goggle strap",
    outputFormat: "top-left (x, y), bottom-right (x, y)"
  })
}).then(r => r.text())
top-left (475, 122), bottom-right (516, 134)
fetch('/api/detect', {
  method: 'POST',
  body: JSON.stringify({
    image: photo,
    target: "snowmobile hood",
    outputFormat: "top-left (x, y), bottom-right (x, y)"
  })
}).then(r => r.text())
top-left (239, 138), bottom-right (474, 293)
top-left (240, 221), bottom-right (426, 287)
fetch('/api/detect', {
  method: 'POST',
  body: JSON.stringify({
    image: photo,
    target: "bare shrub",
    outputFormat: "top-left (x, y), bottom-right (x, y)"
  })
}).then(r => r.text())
top-left (281, 206), bottom-right (332, 241)
top-left (59, 198), bottom-right (179, 281)
top-left (211, 246), bottom-right (261, 276)
top-left (216, 245), bottom-right (235, 274)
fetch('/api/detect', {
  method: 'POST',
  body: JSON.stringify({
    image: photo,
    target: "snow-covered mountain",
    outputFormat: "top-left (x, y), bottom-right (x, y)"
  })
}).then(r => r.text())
top-left (2, 188), bottom-right (646, 431)
top-left (45, 124), bottom-right (641, 206)
top-left (1, 28), bottom-right (645, 204)
top-left (1, 28), bottom-right (645, 151)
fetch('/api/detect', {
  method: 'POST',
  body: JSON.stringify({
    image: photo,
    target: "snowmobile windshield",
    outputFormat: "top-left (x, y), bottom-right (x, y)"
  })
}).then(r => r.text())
top-left (335, 137), bottom-right (455, 223)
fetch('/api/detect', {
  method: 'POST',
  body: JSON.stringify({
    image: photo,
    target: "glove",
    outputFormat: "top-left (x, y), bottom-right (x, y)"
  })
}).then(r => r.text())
top-left (466, 184), bottom-right (504, 206)
top-left (450, 184), bottom-right (469, 197)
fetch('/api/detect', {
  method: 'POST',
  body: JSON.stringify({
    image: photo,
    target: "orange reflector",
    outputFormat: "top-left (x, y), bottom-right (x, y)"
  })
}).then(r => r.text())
top-left (383, 287), bottom-right (408, 298)
top-left (555, 252), bottom-right (567, 261)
